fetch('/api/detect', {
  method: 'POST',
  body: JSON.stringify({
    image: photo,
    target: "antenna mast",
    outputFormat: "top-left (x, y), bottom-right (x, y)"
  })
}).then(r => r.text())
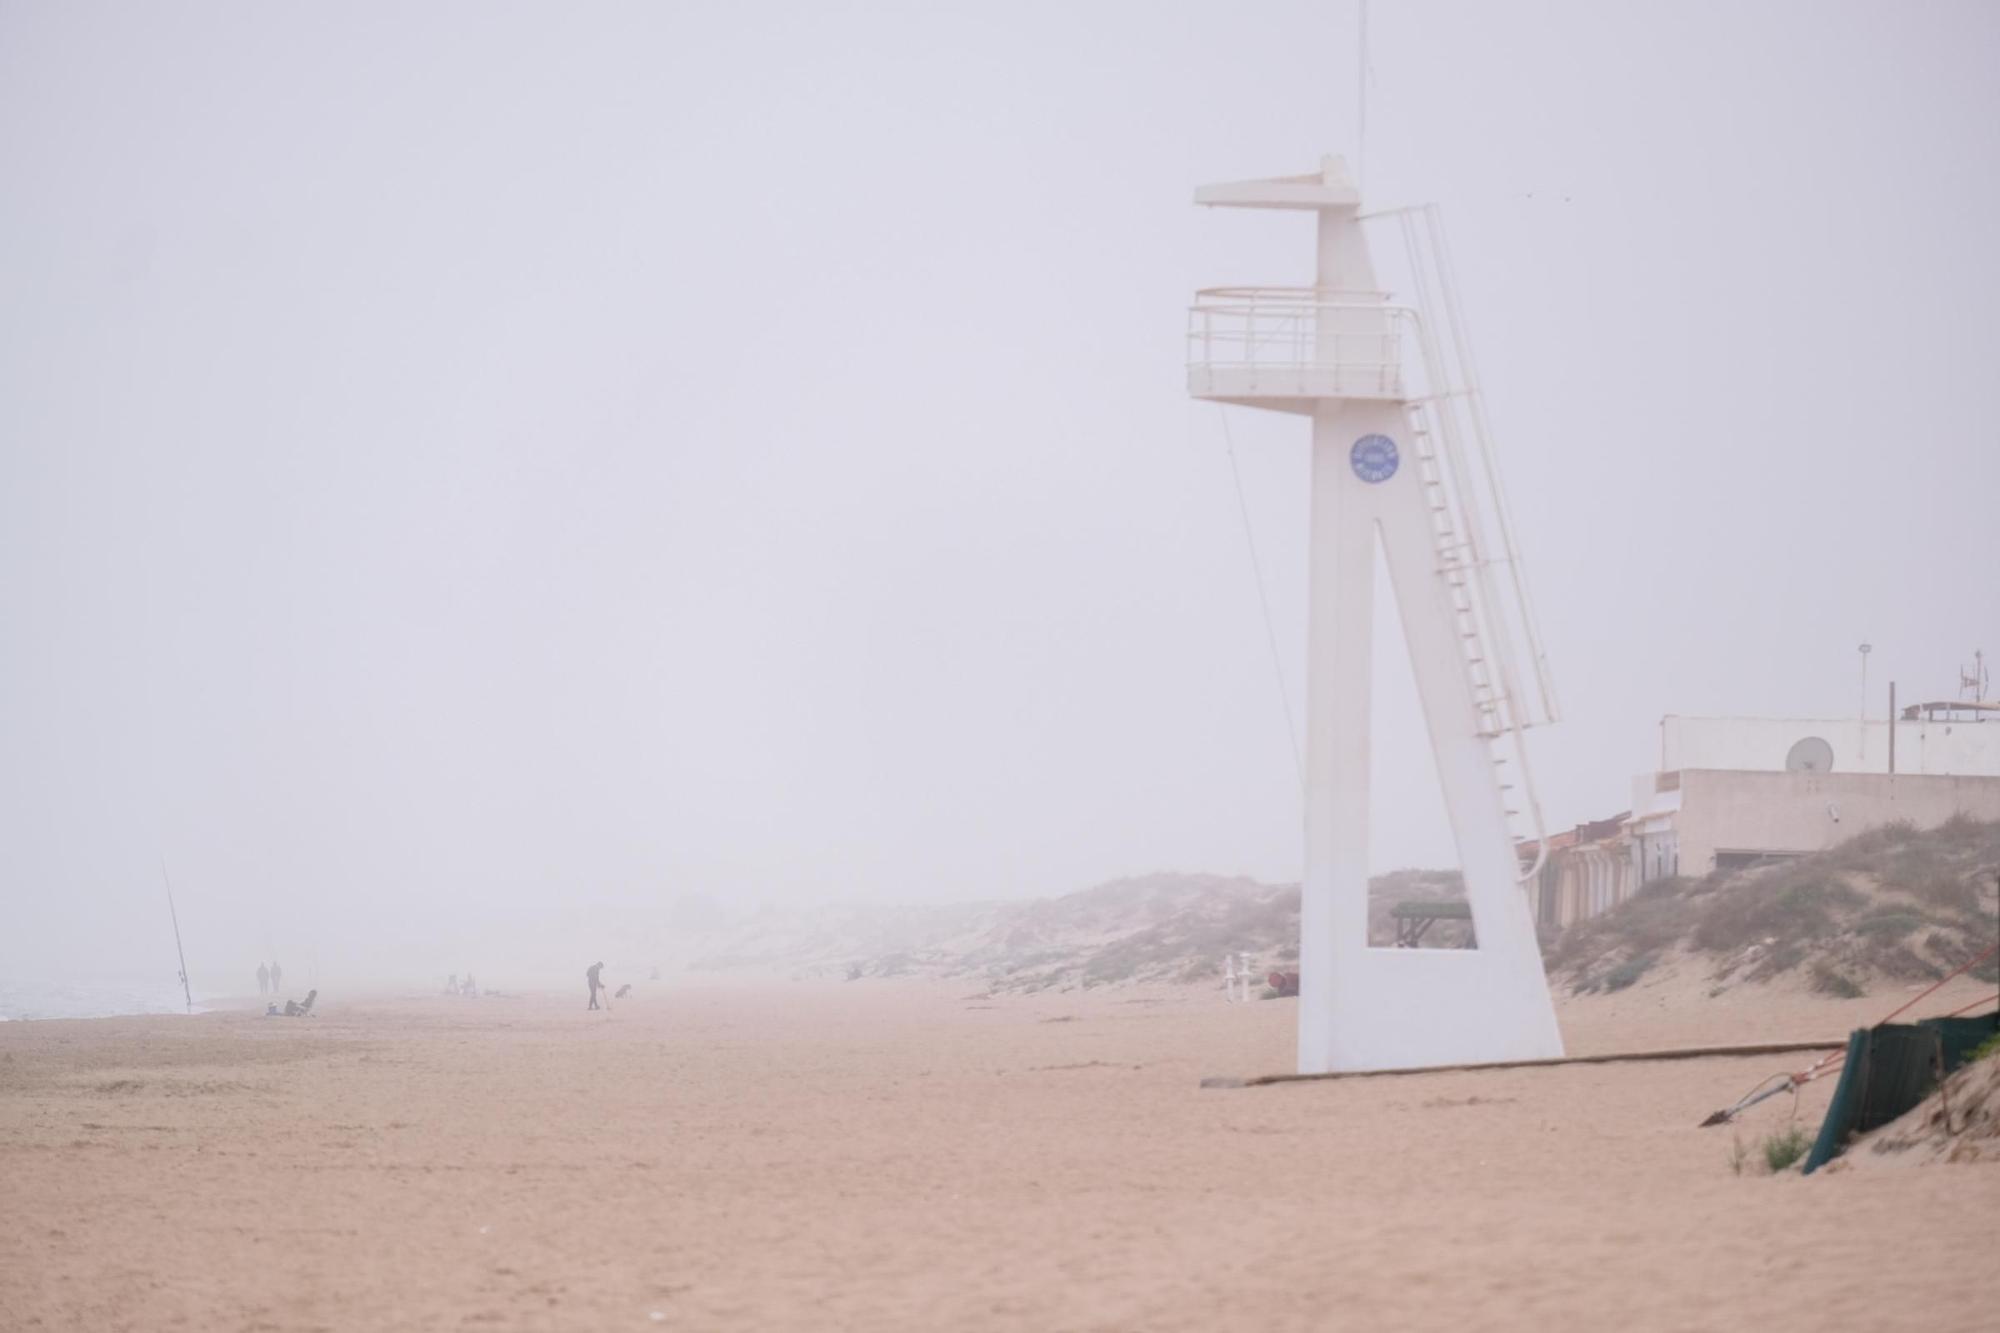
top-left (1356, 0), bottom-right (1369, 189)
top-left (161, 858), bottom-right (192, 1013)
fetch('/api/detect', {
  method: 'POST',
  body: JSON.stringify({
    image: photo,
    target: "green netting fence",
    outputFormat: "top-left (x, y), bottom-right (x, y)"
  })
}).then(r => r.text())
top-left (1802, 1013), bottom-right (1999, 1174)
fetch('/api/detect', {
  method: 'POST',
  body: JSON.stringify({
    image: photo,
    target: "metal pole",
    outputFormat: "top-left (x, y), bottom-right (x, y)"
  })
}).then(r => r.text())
top-left (1858, 643), bottom-right (1871, 762)
top-left (1356, 0), bottom-right (1368, 191)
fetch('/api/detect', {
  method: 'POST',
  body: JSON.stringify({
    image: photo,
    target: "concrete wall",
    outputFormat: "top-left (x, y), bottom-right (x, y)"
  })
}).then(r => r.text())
top-left (1659, 715), bottom-right (2000, 777)
top-left (1673, 770), bottom-right (2000, 876)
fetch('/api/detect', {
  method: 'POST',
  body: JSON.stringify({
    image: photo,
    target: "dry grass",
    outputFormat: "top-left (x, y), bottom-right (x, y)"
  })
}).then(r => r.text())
top-left (1546, 817), bottom-right (2000, 997)
top-left (698, 818), bottom-right (1996, 999)
top-left (1809, 962), bottom-right (1865, 999)
top-left (1548, 878), bottom-right (1696, 970)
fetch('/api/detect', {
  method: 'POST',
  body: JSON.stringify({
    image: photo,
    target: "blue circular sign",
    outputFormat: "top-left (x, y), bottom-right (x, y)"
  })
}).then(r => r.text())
top-left (1350, 433), bottom-right (1399, 483)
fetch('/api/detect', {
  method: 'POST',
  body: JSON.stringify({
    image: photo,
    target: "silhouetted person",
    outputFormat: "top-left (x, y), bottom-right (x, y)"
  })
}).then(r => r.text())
top-left (586, 961), bottom-right (606, 1010)
top-left (448, 973), bottom-right (458, 995)
top-left (270, 961), bottom-right (283, 993)
top-left (462, 974), bottom-right (476, 996)
top-left (256, 963), bottom-right (270, 996)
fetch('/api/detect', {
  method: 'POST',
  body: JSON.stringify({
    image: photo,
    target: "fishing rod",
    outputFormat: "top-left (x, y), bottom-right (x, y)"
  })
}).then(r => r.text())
top-left (160, 857), bottom-right (192, 1013)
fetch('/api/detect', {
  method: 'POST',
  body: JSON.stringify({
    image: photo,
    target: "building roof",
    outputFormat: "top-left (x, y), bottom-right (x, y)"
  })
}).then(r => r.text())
top-left (1516, 812), bottom-right (1632, 859)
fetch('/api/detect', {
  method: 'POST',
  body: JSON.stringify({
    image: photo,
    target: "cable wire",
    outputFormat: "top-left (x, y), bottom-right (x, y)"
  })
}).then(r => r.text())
top-left (1217, 406), bottom-right (1305, 793)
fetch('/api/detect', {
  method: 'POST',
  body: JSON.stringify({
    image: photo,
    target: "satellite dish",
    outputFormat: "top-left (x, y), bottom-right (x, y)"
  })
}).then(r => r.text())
top-left (1786, 736), bottom-right (1835, 773)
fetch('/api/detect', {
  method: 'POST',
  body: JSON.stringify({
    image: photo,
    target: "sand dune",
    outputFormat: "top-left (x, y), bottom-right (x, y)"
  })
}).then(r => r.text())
top-left (3, 973), bottom-right (1996, 1331)
top-left (686, 870), bottom-right (1470, 990)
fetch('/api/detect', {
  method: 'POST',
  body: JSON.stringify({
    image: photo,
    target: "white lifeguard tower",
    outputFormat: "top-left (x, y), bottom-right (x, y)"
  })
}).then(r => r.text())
top-left (1189, 156), bottom-right (1565, 1074)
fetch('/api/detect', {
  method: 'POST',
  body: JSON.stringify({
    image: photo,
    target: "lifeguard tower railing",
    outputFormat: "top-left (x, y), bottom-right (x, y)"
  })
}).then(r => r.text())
top-left (1186, 288), bottom-right (1410, 401)
top-left (1186, 205), bottom-right (1560, 880)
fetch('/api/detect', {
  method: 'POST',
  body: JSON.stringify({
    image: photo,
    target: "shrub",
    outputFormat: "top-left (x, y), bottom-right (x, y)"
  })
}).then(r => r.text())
top-left (1810, 963), bottom-right (1864, 999)
top-left (1855, 938), bottom-right (1943, 982)
top-left (1892, 871), bottom-right (1981, 918)
top-left (1616, 894), bottom-right (1700, 955)
top-left (1692, 877), bottom-right (1856, 954)
top-left (1603, 953), bottom-right (1659, 992)
top-left (1746, 939), bottom-right (1807, 983)
top-left (1545, 878), bottom-right (1697, 972)
top-left (873, 953), bottom-right (915, 977)
top-left (1824, 820), bottom-right (1917, 867)
top-left (1854, 908), bottom-right (1924, 939)
top-left (1762, 1124), bottom-right (1812, 1173)
top-left (1934, 810), bottom-right (1984, 841)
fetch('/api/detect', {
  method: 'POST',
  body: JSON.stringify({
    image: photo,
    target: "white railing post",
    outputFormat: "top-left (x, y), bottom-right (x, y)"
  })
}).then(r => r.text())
top-left (1186, 289), bottom-right (1413, 402)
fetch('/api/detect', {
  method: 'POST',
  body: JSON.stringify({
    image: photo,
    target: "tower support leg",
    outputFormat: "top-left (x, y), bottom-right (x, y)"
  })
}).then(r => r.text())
top-left (1298, 400), bottom-right (1564, 1075)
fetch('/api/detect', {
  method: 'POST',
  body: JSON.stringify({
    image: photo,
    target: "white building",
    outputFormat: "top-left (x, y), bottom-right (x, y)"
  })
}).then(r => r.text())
top-left (1660, 711), bottom-right (2000, 778)
top-left (1529, 704), bottom-right (2000, 930)
top-left (1630, 706), bottom-right (2000, 884)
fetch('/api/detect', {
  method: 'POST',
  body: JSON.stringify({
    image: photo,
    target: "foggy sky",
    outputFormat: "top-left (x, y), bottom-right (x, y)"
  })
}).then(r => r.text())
top-left (3, 1), bottom-right (1996, 988)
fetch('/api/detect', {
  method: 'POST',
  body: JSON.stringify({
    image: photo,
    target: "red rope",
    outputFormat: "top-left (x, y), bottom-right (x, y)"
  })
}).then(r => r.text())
top-left (1939, 991), bottom-right (2000, 1019)
top-left (1874, 943), bottom-right (2000, 1026)
top-left (1786, 949), bottom-right (1999, 1087)
top-left (1711, 950), bottom-right (1998, 1123)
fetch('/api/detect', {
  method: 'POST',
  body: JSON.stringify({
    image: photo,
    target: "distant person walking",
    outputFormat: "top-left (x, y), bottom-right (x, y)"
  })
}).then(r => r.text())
top-left (256, 963), bottom-right (270, 996)
top-left (270, 961), bottom-right (283, 994)
top-left (586, 961), bottom-right (606, 1011)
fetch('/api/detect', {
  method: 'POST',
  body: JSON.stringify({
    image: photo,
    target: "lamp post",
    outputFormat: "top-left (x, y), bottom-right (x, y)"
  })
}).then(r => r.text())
top-left (1859, 643), bottom-right (1872, 763)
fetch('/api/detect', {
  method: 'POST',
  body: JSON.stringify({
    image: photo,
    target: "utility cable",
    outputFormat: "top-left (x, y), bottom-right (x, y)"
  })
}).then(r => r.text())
top-left (1217, 406), bottom-right (1305, 793)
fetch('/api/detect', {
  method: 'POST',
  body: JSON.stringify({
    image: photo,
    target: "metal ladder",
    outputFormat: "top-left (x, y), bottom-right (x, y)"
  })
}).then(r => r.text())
top-left (1373, 202), bottom-right (1561, 882)
top-left (1406, 391), bottom-right (1542, 881)
top-left (1406, 398), bottom-right (1506, 741)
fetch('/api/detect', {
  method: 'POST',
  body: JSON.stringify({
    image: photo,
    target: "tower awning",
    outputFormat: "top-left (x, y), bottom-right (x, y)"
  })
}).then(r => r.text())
top-left (1194, 155), bottom-right (1360, 210)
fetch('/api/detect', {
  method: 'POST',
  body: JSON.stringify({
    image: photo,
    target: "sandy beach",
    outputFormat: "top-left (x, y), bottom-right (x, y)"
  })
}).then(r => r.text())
top-left (3, 972), bottom-right (1997, 1332)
